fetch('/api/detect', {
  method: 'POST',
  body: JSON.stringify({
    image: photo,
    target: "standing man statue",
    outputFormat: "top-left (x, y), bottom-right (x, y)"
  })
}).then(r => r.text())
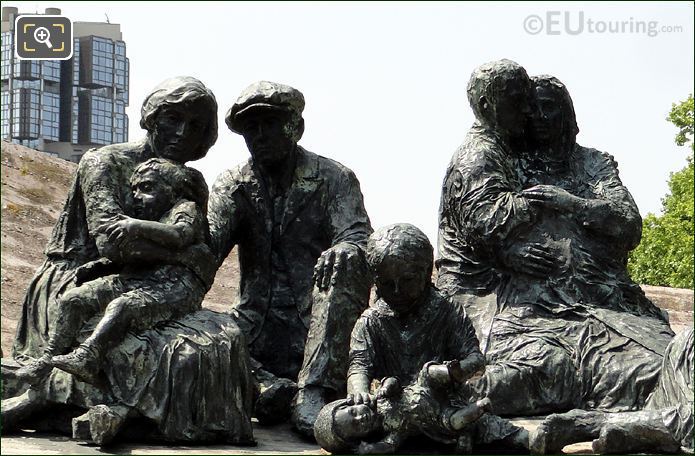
top-left (208, 81), bottom-right (373, 436)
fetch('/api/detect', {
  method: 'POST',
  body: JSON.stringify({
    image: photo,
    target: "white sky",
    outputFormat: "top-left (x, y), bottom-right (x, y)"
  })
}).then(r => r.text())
top-left (11, 1), bottom-right (695, 246)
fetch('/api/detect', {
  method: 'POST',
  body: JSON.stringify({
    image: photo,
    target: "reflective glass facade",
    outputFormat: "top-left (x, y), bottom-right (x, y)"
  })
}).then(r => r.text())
top-left (1, 13), bottom-right (129, 162)
top-left (41, 92), bottom-right (60, 141)
top-left (1, 31), bottom-right (9, 139)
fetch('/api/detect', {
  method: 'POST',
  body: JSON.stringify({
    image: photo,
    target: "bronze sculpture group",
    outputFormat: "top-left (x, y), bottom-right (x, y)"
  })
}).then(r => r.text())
top-left (1, 60), bottom-right (692, 455)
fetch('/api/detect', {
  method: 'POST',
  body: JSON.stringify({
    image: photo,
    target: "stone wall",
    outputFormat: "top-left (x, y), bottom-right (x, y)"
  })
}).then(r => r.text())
top-left (642, 285), bottom-right (694, 313)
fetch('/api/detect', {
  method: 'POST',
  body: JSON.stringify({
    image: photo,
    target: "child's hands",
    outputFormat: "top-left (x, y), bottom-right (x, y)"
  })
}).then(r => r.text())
top-left (446, 355), bottom-right (485, 383)
top-left (97, 214), bottom-right (140, 247)
top-left (98, 214), bottom-right (141, 247)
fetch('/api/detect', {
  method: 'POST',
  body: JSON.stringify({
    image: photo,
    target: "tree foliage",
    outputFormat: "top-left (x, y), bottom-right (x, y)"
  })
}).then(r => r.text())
top-left (667, 94), bottom-right (694, 149)
top-left (628, 95), bottom-right (694, 289)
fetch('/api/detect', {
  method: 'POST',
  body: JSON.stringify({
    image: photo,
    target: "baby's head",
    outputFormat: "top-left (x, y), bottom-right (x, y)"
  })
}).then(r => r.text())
top-left (366, 223), bottom-right (433, 315)
top-left (131, 158), bottom-right (208, 220)
top-left (314, 399), bottom-right (378, 453)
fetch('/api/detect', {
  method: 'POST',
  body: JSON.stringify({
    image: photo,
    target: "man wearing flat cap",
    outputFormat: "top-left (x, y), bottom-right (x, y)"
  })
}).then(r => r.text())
top-left (208, 81), bottom-right (372, 436)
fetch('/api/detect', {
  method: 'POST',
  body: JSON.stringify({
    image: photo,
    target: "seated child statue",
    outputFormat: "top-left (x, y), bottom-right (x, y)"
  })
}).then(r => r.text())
top-left (16, 158), bottom-right (213, 385)
top-left (314, 223), bottom-right (528, 454)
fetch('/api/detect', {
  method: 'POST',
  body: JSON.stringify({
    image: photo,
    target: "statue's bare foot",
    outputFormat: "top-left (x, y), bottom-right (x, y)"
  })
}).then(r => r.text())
top-left (1, 387), bottom-right (47, 432)
top-left (530, 410), bottom-right (605, 454)
top-left (88, 404), bottom-right (129, 446)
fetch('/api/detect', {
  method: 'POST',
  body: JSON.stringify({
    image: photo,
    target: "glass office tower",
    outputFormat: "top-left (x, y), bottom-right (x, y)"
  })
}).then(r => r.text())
top-left (1, 6), bottom-right (129, 162)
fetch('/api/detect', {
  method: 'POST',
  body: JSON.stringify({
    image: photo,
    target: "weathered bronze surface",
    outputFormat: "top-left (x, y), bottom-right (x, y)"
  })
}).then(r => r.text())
top-left (2, 77), bottom-right (255, 446)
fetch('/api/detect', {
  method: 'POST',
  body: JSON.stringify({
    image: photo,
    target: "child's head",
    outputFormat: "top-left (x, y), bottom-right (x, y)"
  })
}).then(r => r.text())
top-left (131, 158), bottom-right (208, 220)
top-left (366, 223), bottom-right (433, 314)
top-left (314, 399), bottom-right (378, 453)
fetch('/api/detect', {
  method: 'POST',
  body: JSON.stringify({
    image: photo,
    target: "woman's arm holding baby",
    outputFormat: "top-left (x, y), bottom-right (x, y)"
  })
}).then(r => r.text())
top-left (97, 199), bottom-right (200, 251)
top-left (100, 215), bottom-right (194, 249)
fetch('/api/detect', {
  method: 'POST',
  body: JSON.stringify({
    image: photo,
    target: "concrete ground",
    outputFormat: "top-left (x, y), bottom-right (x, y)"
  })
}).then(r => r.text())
top-left (0, 418), bottom-right (595, 455)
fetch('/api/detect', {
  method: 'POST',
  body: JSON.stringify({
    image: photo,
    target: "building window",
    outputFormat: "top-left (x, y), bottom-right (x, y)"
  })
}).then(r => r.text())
top-left (1, 32), bottom-right (12, 80)
top-left (89, 37), bottom-right (114, 87)
top-left (1, 91), bottom-right (10, 138)
top-left (1, 24), bottom-right (129, 151)
top-left (12, 89), bottom-right (40, 139)
top-left (42, 61), bottom-right (61, 82)
top-left (89, 95), bottom-right (113, 144)
top-left (41, 93), bottom-right (60, 141)
top-left (72, 97), bottom-right (79, 144)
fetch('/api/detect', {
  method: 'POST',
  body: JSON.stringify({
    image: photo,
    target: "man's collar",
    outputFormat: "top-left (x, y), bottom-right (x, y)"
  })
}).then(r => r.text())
top-left (294, 146), bottom-right (320, 181)
top-left (243, 145), bottom-right (320, 183)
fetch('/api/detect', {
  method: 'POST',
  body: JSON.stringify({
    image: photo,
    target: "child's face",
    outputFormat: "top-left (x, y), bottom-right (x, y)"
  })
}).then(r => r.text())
top-left (374, 254), bottom-right (430, 314)
top-left (132, 170), bottom-right (175, 220)
top-left (334, 404), bottom-right (376, 440)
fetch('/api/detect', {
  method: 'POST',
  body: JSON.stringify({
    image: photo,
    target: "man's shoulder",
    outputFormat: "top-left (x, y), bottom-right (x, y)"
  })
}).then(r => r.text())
top-left (449, 125), bottom-right (507, 170)
top-left (300, 147), bottom-right (359, 181)
top-left (210, 160), bottom-right (253, 191)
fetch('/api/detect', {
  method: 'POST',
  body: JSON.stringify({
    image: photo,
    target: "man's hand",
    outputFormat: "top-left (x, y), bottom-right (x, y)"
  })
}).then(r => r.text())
top-left (522, 184), bottom-right (583, 213)
top-left (347, 391), bottom-right (376, 409)
top-left (501, 242), bottom-right (561, 278)
top-left (313, 243), bottom-right (359, 291)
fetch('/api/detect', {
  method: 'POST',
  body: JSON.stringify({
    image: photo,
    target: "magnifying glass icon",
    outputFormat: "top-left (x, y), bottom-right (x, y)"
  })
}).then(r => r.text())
top-left (33, 27), bottom-right (53, 49)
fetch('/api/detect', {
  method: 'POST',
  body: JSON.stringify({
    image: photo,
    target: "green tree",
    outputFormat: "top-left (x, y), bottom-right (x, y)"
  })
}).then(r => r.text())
top-left (628, 95), bottom-right (694, 289)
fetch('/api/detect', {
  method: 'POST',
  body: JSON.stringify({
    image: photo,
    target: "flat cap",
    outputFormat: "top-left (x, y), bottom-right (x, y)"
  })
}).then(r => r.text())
top-left (226, 81), bottom-right (305, 134)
